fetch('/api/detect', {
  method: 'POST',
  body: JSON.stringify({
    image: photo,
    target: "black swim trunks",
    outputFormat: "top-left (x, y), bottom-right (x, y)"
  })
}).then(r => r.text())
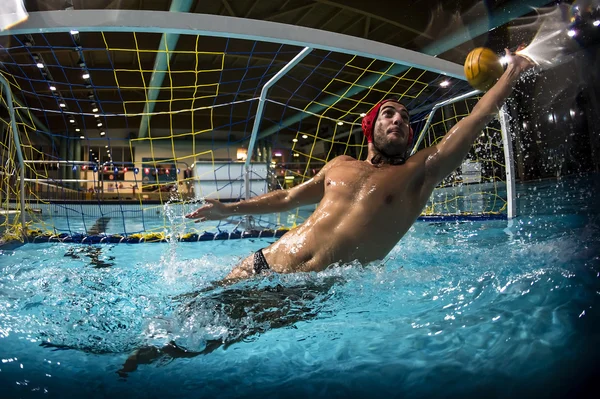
top-left (253, 249), bottom-right (270, 274)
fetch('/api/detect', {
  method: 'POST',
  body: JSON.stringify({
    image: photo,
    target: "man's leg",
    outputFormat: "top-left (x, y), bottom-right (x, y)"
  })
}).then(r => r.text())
top-left (118, 340), bottom-right (223, 376)
top-left (118, 251), bottom-right (270, 376)
top-left (174, 250), bottom-right (262, 302)
top-left (224, 253), bottom-right (255, 281)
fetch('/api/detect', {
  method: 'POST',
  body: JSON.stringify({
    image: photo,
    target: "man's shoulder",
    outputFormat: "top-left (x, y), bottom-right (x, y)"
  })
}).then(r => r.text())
top-left (324, 155), bottom-right (360, 171)
top-left (328, 155), bottom-right (357, 165)
top-left (319, 156), bottom-right (358, 175)
top-left (406, 147), bottom-right (435, 166)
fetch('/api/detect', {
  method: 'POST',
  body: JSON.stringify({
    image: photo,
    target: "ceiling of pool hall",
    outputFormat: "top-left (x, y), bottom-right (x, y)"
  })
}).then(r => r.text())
top-left (3, 0), bottom-right (552, 147)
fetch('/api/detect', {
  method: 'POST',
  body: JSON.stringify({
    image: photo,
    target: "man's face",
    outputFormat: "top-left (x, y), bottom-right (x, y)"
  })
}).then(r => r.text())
top-left (372, 102), bottom-right (410, 156)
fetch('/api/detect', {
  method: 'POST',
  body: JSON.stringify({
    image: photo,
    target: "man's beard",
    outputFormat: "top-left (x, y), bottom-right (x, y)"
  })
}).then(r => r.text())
top-left (370, 140), bottom-right (407, 167)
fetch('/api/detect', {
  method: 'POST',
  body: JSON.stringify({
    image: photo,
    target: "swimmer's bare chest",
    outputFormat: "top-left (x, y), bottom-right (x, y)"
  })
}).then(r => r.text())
top-left (267, 157), bottom-right (429, 272)
top-left (322, 159), bottom-right (423, 213)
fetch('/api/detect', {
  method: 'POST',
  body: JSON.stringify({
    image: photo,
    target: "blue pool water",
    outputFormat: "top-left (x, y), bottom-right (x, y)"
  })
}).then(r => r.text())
top-left (1, 175), bottom-right (599, 399)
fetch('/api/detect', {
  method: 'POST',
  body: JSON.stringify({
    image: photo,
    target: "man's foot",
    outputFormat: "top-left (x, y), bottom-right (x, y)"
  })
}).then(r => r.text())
top-left (117, 346), bottom-right (161, 377)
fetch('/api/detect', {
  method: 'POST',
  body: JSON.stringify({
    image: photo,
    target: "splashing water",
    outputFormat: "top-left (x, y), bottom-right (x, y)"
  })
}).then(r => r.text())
top-left (161, 190), bottom-right (195, 282)
top-left (0, 175), bottom-right (599, 398)
top-left (511, 4), bottom-right (582, 69)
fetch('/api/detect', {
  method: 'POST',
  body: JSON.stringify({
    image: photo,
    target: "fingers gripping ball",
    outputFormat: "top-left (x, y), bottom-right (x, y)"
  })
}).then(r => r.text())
top-left (464, 47), bottom-right (504, 92)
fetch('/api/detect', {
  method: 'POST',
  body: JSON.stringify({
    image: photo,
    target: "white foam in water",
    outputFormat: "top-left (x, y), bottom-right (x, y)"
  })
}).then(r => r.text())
top-left (160, 193), bottom-right (208, 283)
top-left (160, 193), bottom-right (187, 282)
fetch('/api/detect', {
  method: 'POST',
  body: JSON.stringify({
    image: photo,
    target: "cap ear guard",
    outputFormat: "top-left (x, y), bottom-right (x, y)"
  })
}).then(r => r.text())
top-left (361, 99), bottom-right (414, 145)
top-left (361, 99), bottom-right (396, 143)
top-left (360, 106), bottom-right (378, 143)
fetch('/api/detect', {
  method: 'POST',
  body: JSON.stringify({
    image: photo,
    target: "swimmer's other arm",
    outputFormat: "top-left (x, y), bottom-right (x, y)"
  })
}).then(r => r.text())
top-left (185, 156), bottom-right (349, 222)
top-left (419, 48), bottom-right (534, 188)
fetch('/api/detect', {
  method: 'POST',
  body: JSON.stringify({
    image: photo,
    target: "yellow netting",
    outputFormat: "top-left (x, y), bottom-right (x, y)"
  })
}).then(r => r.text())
top-left (269, 63), bottom-right (506, 225)
top-left (416, 98), bottom-right (507, 216)
top-left (0, 75), bottom-right (57, 239)
top-left (0, 30), bottom-right (507, 244)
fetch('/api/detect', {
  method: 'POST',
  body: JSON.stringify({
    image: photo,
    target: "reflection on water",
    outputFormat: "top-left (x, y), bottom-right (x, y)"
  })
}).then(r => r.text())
top-left (63, 246), bottom-right (115, 269)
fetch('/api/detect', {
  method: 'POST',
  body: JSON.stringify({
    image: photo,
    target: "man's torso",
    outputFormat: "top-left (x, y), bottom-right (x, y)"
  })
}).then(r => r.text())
top-left (265, 154), bottom-right (433, 273)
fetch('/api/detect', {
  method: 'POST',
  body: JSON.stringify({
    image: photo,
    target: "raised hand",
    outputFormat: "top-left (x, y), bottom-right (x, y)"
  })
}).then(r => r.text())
top-left (510, 45), bottom-right (536, 74)
top-left (184, 199), bottom-right (230, 222)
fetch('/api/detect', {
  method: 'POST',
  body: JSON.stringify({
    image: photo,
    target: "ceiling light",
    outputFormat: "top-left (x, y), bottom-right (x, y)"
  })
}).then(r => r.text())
top-left (97, 122), bottom-right (102, 127)
top-left (440, 81), bottom-right (450, 87)
top-left (75, 128), bottom-right (80, 132)
top-left (59, 103), bottom-right (66, 108)
top-left (105, 145), bottom-right (108, 148)
top-left (567, 29), bottom-right (576, 37)
top-left (360, 113), bottom-right (366, 117)
top-left (100, 131), bottom-right (105, 136)
top-left (69, 119), bottom-right (75, 123)
top-left (94, 114), bottom-right (100, 118)
top-left (79, 135), bottom-right (85, 139)
top-left (49, 85), bottom-right (56, 91)
top-left (293, 153), bottom-right (299, 157)
top-left (70, 30), bottom-right (79, 35)
top-left (82, 73), bottom-right (90, 79)
top-left (292, 138), bottom-right (298, 142)
top-left (302, 134), bottom-right (308, 139)
top-left (92, 107), bottom-right (98, 112)
top-left (594, 20), bottom-right (600, 27)
top-left (107, 150), bottom-right (110, 153)
top-left (337, 121), bottom-right (344, 126)
top-left (36, 63), bottom-right (44, 68)
top-left (274, 152), bottom-right (282, 157)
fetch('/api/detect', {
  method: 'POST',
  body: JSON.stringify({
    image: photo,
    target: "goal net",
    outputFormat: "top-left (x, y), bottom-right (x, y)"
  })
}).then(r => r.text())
top-left (0, 28), bottom-right (512, 245)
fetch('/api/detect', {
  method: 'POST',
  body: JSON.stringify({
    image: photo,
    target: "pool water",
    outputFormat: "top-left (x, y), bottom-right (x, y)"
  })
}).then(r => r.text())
top-left (1, 175), bottom-right (599, 399)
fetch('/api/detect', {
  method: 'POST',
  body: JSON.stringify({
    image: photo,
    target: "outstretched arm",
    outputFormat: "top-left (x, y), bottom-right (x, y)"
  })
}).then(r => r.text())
top-left (185, 157), bottom-right (346, 222)
top-left (422, 49), bottom-right (534, 187)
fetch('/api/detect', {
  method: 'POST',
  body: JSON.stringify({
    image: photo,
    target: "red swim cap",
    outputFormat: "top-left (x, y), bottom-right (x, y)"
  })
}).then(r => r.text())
top-left (361, 99), bottom-right (413, 144)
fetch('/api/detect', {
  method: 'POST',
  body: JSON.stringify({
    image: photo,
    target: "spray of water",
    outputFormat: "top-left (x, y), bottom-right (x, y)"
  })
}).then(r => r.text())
top-left (510, 4), bottom-right (578, 69)
top-left (498, 2), bottom-right (597, 129)
top-left (160, 188), bottom-right (190, 282)
top-left (159, 190), bottom-right (214, 284)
